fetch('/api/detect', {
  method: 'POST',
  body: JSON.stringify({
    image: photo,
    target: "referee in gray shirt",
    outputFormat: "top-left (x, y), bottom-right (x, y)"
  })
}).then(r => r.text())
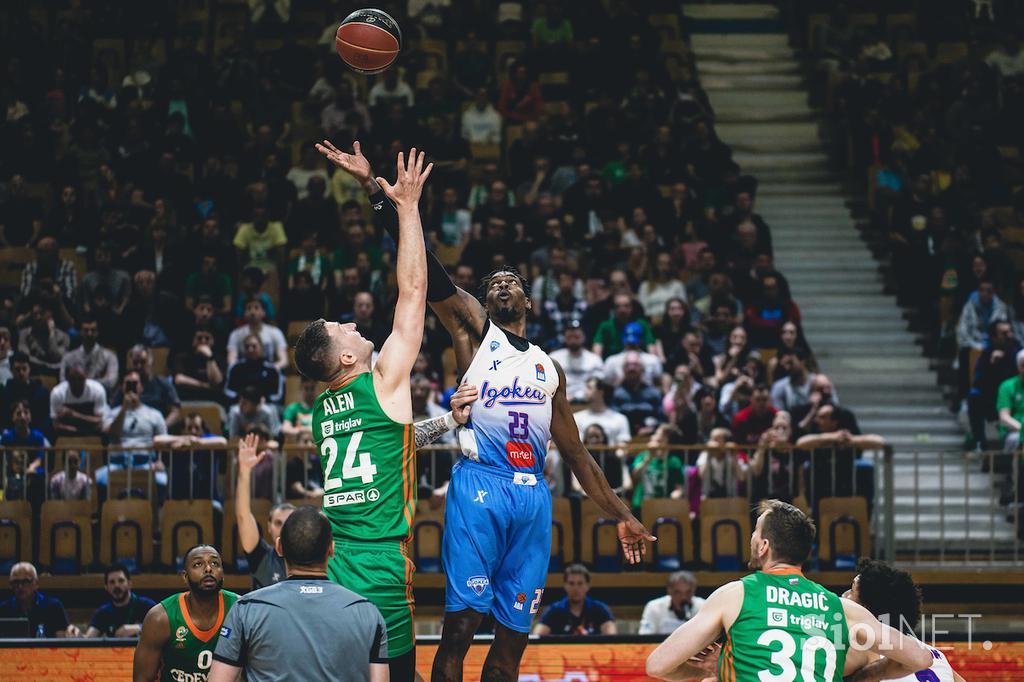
top-left (209, 506), bottom-right (389, 682)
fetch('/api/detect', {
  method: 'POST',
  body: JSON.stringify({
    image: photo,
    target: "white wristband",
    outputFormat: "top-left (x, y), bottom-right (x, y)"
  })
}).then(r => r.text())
top-left (443, 411), bottom-right (457, 430)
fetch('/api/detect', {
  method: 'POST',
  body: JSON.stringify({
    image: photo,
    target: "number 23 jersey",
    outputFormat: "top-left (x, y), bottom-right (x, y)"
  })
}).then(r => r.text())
top-left (458, 321), bottom-right (559, 475)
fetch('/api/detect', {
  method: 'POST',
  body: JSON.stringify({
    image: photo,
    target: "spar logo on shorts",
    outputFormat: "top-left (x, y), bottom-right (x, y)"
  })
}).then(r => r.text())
top-left (467, 576), bottom-right (489, 596)
top-left (506, 441), bottom-right (535, 468)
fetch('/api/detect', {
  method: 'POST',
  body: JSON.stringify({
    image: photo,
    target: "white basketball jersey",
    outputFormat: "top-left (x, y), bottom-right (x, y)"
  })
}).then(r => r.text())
top-left (889, 647), bottom-right (955, 682)
top-left (457, 320), bottom-right (559, 474)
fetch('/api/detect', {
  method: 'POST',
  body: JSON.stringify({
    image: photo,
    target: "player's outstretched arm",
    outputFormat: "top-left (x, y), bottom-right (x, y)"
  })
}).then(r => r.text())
top-left (842, 598), bottom-right (934, 674)
top-left (373, 148), bottom-right (432, 421)
top-left (132, 604), bottom-right (169, 682)
top-left (316, 139), bottom-right (487, 366)
top-left (413, 383), bottom-right (477, 448)
top-left (548, 360), bottom-right (655, 564)
top-left (647, 581), bottom-right (742, 681)
top-left (235, 433), bottom-right (266, 555)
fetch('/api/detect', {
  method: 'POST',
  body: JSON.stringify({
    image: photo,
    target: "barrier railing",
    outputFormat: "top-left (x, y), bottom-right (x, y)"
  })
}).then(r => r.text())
top-left (2, 440), bottom-right (1020, 567)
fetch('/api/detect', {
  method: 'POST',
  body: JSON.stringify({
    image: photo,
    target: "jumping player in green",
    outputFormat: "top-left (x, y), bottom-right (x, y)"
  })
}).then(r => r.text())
top-left (646, 500), bottom-right (932, 682)
top-left (294, 148), bottom-right (469, 682)
top-left (133, 545), bottom-right (238, 682)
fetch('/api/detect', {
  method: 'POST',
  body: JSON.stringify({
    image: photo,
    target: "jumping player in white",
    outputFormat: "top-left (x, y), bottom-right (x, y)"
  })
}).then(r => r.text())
top-left (316, 139), bottom-right (654, 682)
top-left (844, 558), bottom-right (967, 682)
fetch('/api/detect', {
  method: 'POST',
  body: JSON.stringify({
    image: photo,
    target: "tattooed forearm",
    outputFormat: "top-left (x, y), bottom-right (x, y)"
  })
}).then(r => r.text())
top-left (414, 412), bottom-right (457, 448)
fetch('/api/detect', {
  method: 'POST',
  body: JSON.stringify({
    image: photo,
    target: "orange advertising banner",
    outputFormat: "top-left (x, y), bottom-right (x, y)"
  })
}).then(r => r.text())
top-left (1, 641), bottom-right (1022, 681)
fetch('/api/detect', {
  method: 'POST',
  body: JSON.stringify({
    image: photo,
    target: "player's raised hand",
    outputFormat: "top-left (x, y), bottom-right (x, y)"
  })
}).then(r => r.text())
top-left (237, 432), bottom-right (266, 474)
top-left (449, 383), bottom-right (478, 425)
top-left (315, 139), bottom-right (374, 187)
top-left (375, 148), bottom-right (433, 208)
top-left (618, 515), bottom-right (657, 564)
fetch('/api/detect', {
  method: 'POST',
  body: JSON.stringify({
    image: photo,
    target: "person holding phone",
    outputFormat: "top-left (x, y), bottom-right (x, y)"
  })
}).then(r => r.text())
top-left (98, 371), bottom-right (176, 496)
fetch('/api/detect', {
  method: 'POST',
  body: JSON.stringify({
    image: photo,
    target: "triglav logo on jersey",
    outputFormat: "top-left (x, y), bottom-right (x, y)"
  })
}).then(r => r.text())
top-left (767, 608), bottom-right (788, 627)
top-left (467, 576), bottom-right (489, 595)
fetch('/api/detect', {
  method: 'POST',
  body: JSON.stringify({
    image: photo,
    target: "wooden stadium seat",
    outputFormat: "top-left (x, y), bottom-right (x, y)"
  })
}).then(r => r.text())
top-left (53, 437), bottom-right (103, 477)
top-left (699, 498), bottom-right (750, 571)
top-left (150, 347), bottom-right (170, 377)
top-left (182, 403), bottom-right (224, 438)
top-left (885, 13), bottom-right (917, 31)
top-left (642, 498), bottom-right (691, 571)
top-left (848, 13), bottom-right (879, 29)
top-left (38, 375), bottom-right (58, 391)
top-left (0, 501), bottom-right (32, 572)
top-left (287, 320), bottom-right (312, 344)
top-left (100, 499), bottom-right (153, 572)
top-left (818, 496), bottom-right (870, 569)
top-left (415, 70), bottom-right (438, 91)
top-left (935, 41), bottom-right (968, 65)
top-left (0, 248), bottom-right (36, 278)
top-left (470, 143), bottom-right (501, 163)
top-left (40, 500), bottom-right (93, 574)
top-left (648, 13), bottom-right (681, 39)
top-left (415, 39), bottom-right (449, 72)
top-left (538, 71), bottom-right (569, 100)
top-left (160, 500), bottom-right (215, 570)
top-left (550, 496), bottom-right (574, 572)
top-left (758, 348), bottom-right (778, 367)
top-left (412, 501), bottom-right (444, 573)
top-left (108, 469), bottom-right (156, 501)
top-left (221, 498), bottom-right (272, 571)
top-left (580, 499), bottom-right (621, 572)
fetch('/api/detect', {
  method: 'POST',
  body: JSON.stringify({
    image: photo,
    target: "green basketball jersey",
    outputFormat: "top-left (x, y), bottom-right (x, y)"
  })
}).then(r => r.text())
top-left (311, 372), bottom-right (415, 542)
top-left (159, 590), bottom-right (238, 682)
top-left (719, 570), bottom-right (847, 682)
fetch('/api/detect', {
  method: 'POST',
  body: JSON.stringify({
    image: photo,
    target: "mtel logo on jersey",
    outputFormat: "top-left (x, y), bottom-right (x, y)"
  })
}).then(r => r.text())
top-left (506, 441), bottom-right (536, 468)
top-left (479, 378), bottom-right (546, 408)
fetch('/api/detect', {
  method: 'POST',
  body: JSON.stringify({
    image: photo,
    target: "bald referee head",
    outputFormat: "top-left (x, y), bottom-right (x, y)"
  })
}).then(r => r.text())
top-left (210, 506), bottom-right (390, 682)
top-left (275, 505), bottom-right (334, 575)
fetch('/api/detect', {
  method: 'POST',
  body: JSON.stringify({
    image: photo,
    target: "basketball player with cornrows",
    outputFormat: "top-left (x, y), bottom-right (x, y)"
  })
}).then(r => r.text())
top-left (317, 139), bottom-right (655, 682)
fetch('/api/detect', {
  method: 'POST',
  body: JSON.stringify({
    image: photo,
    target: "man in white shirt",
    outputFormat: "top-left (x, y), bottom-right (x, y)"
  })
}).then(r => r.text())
top-left (460, 88), bottom-right (502, 144)
top-left (51, 363), bottom-right (108, 437)
top-left (638, 571), bottom-right (706, 635)
top-left (227, 299), bottom-right (289, 370)
top-left (368, 69), bottom-right (415, 108)
top-left (99, 371), bottom-right (173, 490)
top-left (550, 322), bottom-right (604, 403)
top-left (573, 378), bottom-right (631, 445)
top-left (59, 316), bottom-right (119, 393)
top-left (603, 323), bottom-right (663, 386)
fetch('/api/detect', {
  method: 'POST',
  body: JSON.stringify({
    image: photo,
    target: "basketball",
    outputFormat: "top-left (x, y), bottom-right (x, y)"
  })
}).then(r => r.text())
top-left (335, 8), bottom-right (402, 75)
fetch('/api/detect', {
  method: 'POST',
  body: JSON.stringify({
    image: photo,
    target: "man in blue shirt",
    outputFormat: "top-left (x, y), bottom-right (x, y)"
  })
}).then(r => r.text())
top-left (0, 562), bottom-right (79, 637)
top-left (532, 564), bottom-right (617, 636)
top-left (1, 401), bottom-right (48, 495)
top-left (85, 564), bottom-right (156, 638)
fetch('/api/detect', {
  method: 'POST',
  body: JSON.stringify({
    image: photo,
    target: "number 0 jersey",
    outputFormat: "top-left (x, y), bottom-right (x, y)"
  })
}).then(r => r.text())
top-left (458, 320), bottom-right (559, 475)
top-left (312, 372), bottom-right (415, 542)
top-left (720, 569), bottom-right (848, 682)
top-left (159, 590), bottom-right (238, 682)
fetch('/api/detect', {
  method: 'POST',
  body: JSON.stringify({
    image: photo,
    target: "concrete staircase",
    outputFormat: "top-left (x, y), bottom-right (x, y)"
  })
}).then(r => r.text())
top-left (685, 3), bottom-right (1019, 560)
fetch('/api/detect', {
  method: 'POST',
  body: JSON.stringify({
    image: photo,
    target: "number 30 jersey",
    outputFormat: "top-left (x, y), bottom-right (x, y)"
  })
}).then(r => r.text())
top-left (311, 372), bottom-right (415, 542)
top-left (458, 320), bottom-right (560, 475)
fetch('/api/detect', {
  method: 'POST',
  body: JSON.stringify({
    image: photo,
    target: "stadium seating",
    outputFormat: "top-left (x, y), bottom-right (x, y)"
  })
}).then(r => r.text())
top-left (0, 501), bottom-right (32, 573)
top-left (39, 501), bottom-right (94, 574)
top-left (160, 500), bottom-right (215, 570)
top-left (99, 499), bottom-right (153, 572)
top-left (411, 500), bottom-right (444, 573)
top-left (579, 500), bottom-right (621, 572)
top-left (550, 496), bottom-right (574, 572)
top-left (818, 497), bottom-right (871, 570)
top-left (641, 498), bottom-right (692, 571)
top-left (699, 498), bottom-right (751, 571)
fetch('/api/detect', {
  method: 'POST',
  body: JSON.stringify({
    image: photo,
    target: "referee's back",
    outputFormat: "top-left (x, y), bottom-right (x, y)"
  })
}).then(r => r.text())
top-left (211, 506), bottom-right (389, 682)
top-left (214, 576), bottom-right (387, 681)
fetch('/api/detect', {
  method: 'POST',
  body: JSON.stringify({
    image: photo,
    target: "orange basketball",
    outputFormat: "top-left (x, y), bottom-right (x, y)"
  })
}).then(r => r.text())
top-left (335, 8), bottom-right (402, 75)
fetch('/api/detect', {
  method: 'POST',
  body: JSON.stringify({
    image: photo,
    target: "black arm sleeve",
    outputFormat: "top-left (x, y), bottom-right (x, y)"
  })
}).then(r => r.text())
top-left (369, 189), bottom-right (456, 302)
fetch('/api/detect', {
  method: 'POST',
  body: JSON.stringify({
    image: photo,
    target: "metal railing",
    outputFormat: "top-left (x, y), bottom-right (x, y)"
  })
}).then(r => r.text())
top-left (1, 441), bottom-right (1020, 567)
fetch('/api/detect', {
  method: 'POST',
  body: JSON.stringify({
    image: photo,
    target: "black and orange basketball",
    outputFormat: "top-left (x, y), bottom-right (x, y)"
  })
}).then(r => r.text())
top-left (335, 8), bottom-right (401, 75)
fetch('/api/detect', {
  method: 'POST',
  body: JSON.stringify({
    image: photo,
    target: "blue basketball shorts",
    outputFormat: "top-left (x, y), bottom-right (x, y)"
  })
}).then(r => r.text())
top-left (441, 459), bottom-right (551, 632)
